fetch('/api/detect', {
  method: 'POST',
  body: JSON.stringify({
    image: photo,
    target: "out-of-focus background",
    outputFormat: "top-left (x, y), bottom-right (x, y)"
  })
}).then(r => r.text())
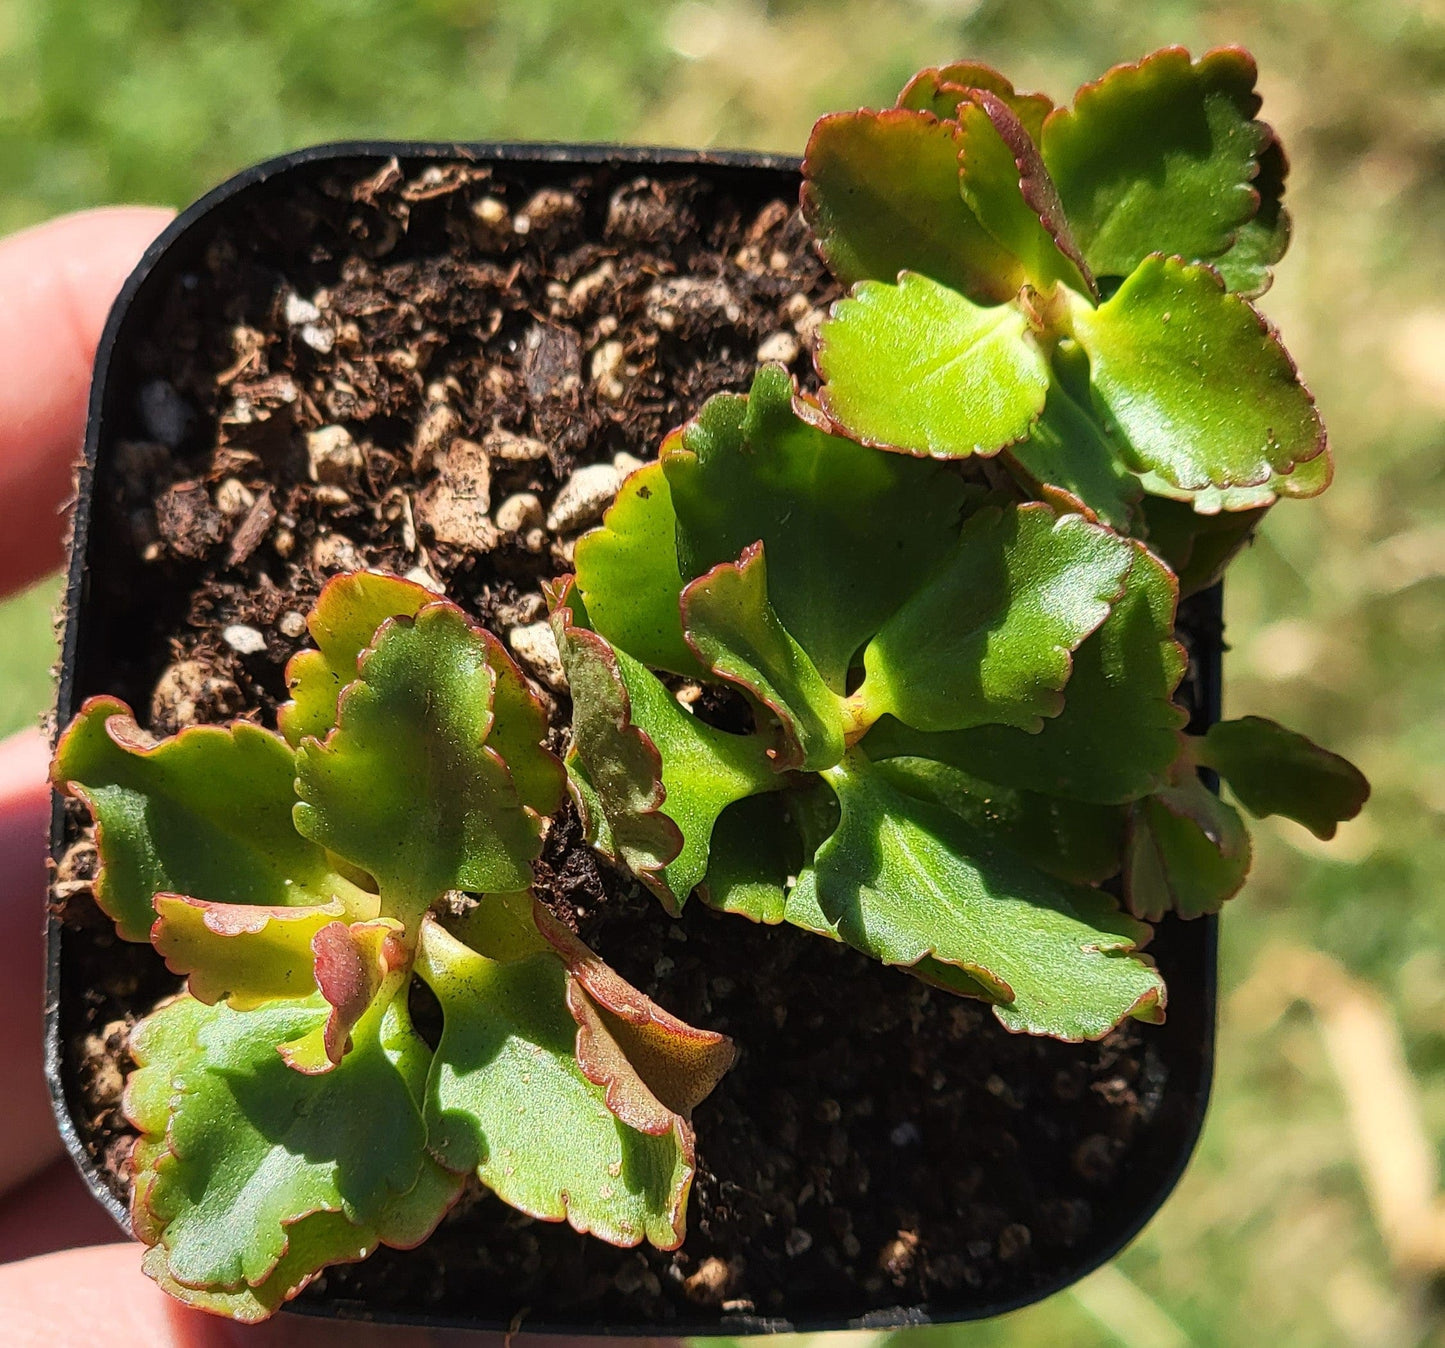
top-left (1, 1), bottom-right (1441, 1343)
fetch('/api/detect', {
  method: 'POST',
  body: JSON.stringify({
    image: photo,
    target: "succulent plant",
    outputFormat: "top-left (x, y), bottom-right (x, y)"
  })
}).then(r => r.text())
top-left (53, 573), bottom-right (733, 1320)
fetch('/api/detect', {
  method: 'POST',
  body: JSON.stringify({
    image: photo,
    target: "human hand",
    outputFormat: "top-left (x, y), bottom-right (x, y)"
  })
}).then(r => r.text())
top-left (0, 210), bottom-right (479, 1346)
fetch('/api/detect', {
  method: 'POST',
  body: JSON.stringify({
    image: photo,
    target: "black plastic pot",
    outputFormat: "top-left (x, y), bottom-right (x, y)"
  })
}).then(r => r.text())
top-left (46, 142), bottom-right (1219, 1335)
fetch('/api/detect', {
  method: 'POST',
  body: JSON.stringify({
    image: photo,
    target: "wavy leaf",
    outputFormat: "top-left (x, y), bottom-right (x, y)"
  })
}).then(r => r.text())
top-left (1140, 496), bottom-right (1265, 596)
top-left (551, 580), bottom-right (777, 909)
top-left (1124, 772), bottom-right (1251, 920)
top-left (574, 456), bottom-right (704, 678)
top-left (51, 699), bottom-right (370, 942)
top-left (125, 990), bottom-right (457, 1299)
top-left (864, 541), bottom-right (1187, 803)
top-left (896, 62), bottom-right (1053, 141)
top-left (665, 364), bottom-right (967, 690)
top-left (1042, 46), bottom-right (1274, 280)
top-left (294, 603), bottom-right (551, 928)
top-left (279, 571), bottom-right (434, 748)
top-left (957, 91), bottom-right (1094, 296)
top-left (1072, 254), bottom-right (1325, 493)
top-left (1196, 716), bottom-right (1370, 839)
top-left (816, 272), bottom-right (1050, 460)
top-left (680, 543), bottom-right (846, 772)
top-left (1211, 133), bottom-right (1290, 296)
top-left (801, 108), bottom-right (1021, 302)
top-left (856, 502), bottom-right (1133, 733)
top-left (417, 919), bottom-right (695, 1249)
top-left (786, 753), bottom-right (1164, 1040)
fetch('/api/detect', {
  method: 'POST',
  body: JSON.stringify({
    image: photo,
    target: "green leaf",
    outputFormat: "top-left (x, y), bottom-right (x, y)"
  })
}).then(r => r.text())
top-left (875, 755), bottom-right (1126, 885)
top-left (1072, 254), bottom-right (1325, 493)
top-left (574, 457), bottom-right (704, 678)
top-left (294, 603), bottom-right (549, 926)
top-left (1124, 773), bottom-right (1251, 920)
top-left (1138, 438), bottom-right (1332, 516)
top-left (417, 920), bottom-right (696, 1249)
top-left (897, 62), bottom-right (1053, 142)
top-left (857, 503), bottom-right (1133, 733)
top-left (816, 273), bottom-right (1050, 461)
top-left (1041, 46), bottom-right (1273, 280)
top-left (957, 92), bottom-right (1094, 297)
top-left (787, 754), bottom-right (1164, 1041)
top-left (1006, 378), bottom-right (1142, 531)
top-left (697, 794), bottom-right (799, 925)
top-left (679, 543), bottom-right (846, 772)
top-left (51, 699), bottom-right (371, 943)
top-left (801, 108), bottom-right (1021, 302)
top-left (865, 542), bottom-right (1187, 803)
top-left (279, 571), bottom-right (434, 748)
top-left (127, 989), bottom-right (457, 1296)
top-left (665, 365), bottom-right (967, 691)
top-left (1196, 716), bottom-right (1369, 840)
top-left (552, 583), bottom-right (777, 909)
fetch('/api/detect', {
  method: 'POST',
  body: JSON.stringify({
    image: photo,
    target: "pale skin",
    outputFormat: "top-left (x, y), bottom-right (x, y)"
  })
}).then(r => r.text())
top-left (0, 209), bottom-right (673, 1348)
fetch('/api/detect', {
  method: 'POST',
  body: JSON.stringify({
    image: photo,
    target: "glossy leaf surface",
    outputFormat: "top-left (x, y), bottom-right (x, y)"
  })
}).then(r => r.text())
top-left (817, 272), bottom-right (1050, 461)
top-left (665, 365), bottom-right (967, 690)
top-left (858, 503), bottom-right (1132, 733)
top-left (52, 699), bottom-right (367, 942)
top-left (801, 108), bottom-right (1020, 302)
top-left (1072, 255), bottom-right (1325, 493)
top-left (1042, 47), bottom-right (1272, 280)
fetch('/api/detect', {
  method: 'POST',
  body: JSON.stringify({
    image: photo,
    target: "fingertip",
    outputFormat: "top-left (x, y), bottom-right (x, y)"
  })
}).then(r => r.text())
top-left (0, 206), bottom-right (177, 594)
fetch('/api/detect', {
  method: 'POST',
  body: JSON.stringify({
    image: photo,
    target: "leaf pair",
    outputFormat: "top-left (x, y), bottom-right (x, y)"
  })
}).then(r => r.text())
top-left (802, 47), bottom-right (1328, 529)
top-left (563, 368), bottom-right (1190, 1040)
top-left (55, 573), bottom-right (734, 1318)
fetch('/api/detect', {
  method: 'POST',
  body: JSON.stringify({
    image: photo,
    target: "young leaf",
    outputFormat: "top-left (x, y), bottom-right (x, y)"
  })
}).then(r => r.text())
top-left (417, 920), bottom-right (696, 1249)
top-left (1006, 378), bottom-right (1142, 531)
top-left (1196, 716), bottom-right (1370, 839)
top-left (679, 543), bottom-right (846, 772)
top-left (956, 91), bottom-right (1095, 297)
top-left (801, 108), bottom-right (1022, 302)
top-left (294, 602), bottom-right (551, 928)
top-left (1124, 772), bottom-right (1252, 920)
top-left (1072, 254), bottom-right (1325, 493)
top-left (897, 62), bottom-right (1053, 142)
top-left (856, 503), bottom-right (1133, 734)
top-left (865, 542), bottom-right (1187, 803)
top-left (150, 894), bottom-right (349, 1009)
top-left (279, 571), bottom-right (434, 747)
top-left (1140, 496), bottom-right (1265, 596)
top-left (127, 989), bottom-right (456, 1297)
top-left (534, 902), bottom-right (735, 1134)
top-left (816, 272), bottom-right (1050, 460)
top-left (875, 755), bottom-right (1126, 885)
top-left (665, 365), bottom-right (967, 691)
top-left (1041, 46), bottom-right (1273, 280)
top-left (51, 698), bottom-right (371, 942)
top-left (788, 753), bottom-right (1164, 1041)
top-left (573, 455), bottom-right (705, 678)
top-left (552, 582), bottom-right (778, 910)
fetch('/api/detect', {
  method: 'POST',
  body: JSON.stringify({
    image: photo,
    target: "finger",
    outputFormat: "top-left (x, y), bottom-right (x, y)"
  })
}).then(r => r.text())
top-left (0, 1158), bottom-right (120, 1265)
top-left (0, 206), bottom-right (174, 595)
top-left (0, 728), bottom-right (61, 1195)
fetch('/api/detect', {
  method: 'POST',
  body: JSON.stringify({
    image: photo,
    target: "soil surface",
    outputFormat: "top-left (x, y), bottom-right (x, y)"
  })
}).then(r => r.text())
top-left (53, 152), bottom-right (1213, 1331)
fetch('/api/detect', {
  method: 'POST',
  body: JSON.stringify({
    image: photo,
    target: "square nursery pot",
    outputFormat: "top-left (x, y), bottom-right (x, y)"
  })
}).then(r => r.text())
top-left (46, 142), bottom-right (1220, 1335)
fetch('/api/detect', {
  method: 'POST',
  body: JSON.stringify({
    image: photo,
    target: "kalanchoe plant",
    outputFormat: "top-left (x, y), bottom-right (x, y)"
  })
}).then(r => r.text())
top-left (52, 572), bottom-right (734, 1321)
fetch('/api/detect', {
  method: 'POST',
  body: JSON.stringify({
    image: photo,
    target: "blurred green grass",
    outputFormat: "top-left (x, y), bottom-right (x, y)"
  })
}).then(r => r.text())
top-left (2, 0), bottom-right (1442, 1342)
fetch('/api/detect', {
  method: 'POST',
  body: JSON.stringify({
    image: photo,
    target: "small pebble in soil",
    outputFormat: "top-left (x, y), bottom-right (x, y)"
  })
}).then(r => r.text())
top-left (890, 1121), bottom-right (921, 1147)
top-left (306, 425), bottom-right (364, 486)
top-left (508, 621), bottom-right (566, 692)
top-left (546, 462), bottom-right (624, 532)
top-left (149, 659), bottom-right (242, 734)
top-left (277, 611), bottom-right (308, 639)
top-left (784, 1228), bottom-right (814, 1258)
top-left (494, 492), bottom-right (544, 535)
top-left (284, 292), bottom-right (321, 326)
top-left (222, 624), bottom-right (268, 656)
top-left (756, 331), bottom-right (800, 365)
top-left (682, 1256), bottom-right (732, 1306)
top-left (139, 379), bottom-right (190, 447)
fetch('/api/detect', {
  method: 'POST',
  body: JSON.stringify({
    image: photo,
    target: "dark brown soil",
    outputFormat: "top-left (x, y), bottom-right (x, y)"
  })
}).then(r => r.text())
top-left (53, 151), bottom-right (1214, 1332)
